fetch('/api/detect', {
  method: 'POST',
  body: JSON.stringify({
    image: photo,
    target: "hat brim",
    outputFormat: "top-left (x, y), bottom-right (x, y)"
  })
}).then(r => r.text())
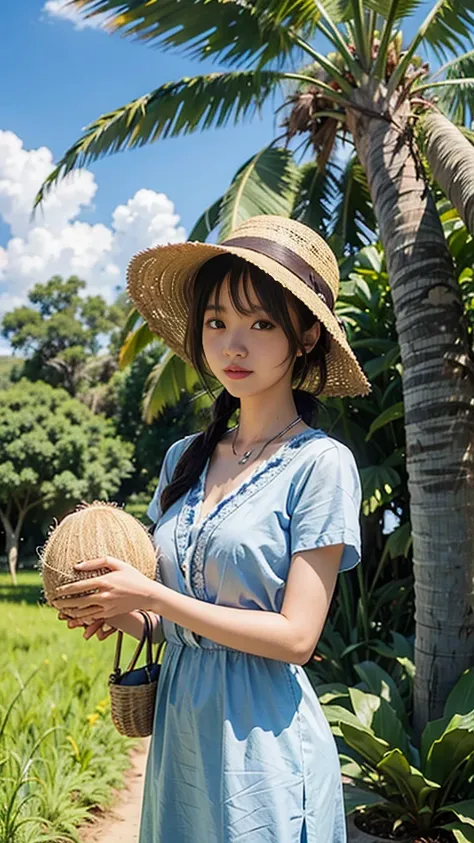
top-left (126, 240), bottom-right (370, 398)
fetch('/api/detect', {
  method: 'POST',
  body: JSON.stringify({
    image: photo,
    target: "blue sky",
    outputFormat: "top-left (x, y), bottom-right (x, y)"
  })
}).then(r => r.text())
top-left (1, 0), bottom-right (279, 237)
top-left (0, 0), bottom-right (446, 353)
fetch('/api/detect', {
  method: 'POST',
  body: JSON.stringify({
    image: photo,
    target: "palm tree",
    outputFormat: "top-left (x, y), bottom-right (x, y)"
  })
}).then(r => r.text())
top-left (36, 0), bottom-right (474, 736)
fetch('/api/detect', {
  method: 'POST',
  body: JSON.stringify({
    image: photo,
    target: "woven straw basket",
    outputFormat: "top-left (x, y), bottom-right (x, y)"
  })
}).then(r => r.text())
top-left (39, 501), bottom-right (157, 608)
top-left (109, 610), bottom-right (165, 737)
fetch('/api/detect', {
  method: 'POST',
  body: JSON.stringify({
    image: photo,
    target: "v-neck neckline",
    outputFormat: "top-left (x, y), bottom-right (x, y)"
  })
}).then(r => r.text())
top-left (194, 426), bottom-right (320, 529)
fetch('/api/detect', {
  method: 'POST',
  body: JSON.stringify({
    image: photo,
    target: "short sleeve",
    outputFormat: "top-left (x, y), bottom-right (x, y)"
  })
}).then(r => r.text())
top-left (146, 448), bottom-right (173, 524)
top-left (146, 433), bottom-right (199, 524)
top-left (289, 441), bottom-right (362, 572)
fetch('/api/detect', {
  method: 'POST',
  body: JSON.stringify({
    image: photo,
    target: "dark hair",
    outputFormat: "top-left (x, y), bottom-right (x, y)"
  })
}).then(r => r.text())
top-left (160, 254), bottom-right (330, 514)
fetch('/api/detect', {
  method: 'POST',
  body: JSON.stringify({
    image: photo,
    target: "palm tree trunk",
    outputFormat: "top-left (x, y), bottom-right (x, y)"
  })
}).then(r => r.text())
top-left (347, 91), bottom-right (474, 737)
top-left (422, 110), bottom-right (474, 238)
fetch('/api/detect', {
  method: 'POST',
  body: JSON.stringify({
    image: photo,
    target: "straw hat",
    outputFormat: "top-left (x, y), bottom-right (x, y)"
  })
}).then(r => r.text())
top-left (126, 215), bottom-right (370, 397)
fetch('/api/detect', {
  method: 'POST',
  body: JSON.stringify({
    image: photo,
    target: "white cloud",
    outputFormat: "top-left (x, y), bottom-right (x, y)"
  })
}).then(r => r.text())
top-left (42, 1), bottom-right (107, 30)
top-left (0, 130), bottom-right (186, 349)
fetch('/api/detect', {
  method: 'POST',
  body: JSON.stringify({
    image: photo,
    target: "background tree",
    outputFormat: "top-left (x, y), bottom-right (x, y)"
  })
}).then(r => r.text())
top-left (112, 343), bottom-right (202, 501)
top-left (1, 275), bottom-right (124, 396)
top-left (0, 379), bottom-right (134, 584)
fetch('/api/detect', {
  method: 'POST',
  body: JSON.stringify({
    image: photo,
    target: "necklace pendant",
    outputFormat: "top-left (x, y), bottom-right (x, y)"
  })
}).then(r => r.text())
top-left (238, 451), bottom-right (253, 465)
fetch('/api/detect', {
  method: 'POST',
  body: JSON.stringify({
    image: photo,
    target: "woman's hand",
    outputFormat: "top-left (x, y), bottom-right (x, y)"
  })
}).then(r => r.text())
top-left (57, 610), bottom-right (117, 640)
top-left (52, 557), bottom-right (155, 623)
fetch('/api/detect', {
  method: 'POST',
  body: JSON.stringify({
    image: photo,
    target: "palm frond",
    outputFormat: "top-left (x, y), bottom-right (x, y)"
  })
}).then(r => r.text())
top-left (423, 51), bottom-right (474, 124)
top-left (34, 70), bottom-right (282, 207)
top-left (291, 160), bottom-right (340, 236)
top-left (142, 348), bottom-right (203, 421)
top-left (362, 0), bottom-right (421, 19)
top-left (119, 321), bottom-right (157, 368)
top-left (219, 146), bottom-right (299, 239)
top-left (330, 156), bottom-right (377, 253)
top-left (388, 0), bottom-right (474, 96)
top-left (188, 197), bottom-right (223, 243)
top-left (422, 110), bottom-right (474, 238)
top-left (68, 0), bottom-right (308, 68)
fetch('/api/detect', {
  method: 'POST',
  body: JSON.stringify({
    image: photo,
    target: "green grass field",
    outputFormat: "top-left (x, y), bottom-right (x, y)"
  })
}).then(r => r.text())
top-left (0, 572), bottom-right (140, 843)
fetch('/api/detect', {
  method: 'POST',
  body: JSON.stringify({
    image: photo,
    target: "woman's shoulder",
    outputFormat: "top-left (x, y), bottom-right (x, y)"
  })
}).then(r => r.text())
top-left (163, 431), bottom-right (201, 474)
top-left (296, 428), bottom-right (357, 465)
top-left (288, 428), bottom-right (360, 491)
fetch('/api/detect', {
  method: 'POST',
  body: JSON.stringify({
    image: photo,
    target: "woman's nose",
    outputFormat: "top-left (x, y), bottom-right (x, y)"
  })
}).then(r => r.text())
top-left (223, 334), bottom-right (247, 358)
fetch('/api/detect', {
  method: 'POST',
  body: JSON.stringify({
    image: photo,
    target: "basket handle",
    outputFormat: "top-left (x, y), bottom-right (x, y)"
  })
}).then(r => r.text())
top-left (113, 610), bottom-right (155, 676)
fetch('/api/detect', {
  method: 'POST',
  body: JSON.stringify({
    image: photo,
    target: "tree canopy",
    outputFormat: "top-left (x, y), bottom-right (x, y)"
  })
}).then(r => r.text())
top-left (0, 379), bottom-right (134, 583)
top-left (1, 275), bottom-right (126, 395)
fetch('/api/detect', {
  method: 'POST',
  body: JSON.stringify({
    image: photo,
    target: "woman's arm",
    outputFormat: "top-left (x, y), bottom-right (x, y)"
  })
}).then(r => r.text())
top-left (67, 611), bottom-right (164, 644)
top-left (107, 611), bottom-right (164, 644)
top-left (148, 544), bottom-right (342, 664)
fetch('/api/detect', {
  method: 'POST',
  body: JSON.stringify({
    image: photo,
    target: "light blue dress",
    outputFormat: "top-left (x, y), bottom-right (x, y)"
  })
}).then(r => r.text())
top-left (139, 427), bottom-right (362, 843)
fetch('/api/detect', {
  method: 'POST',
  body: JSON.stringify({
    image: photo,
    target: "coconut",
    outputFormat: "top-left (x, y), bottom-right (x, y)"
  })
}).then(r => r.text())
top-left (39, 501), bottom-right (157, 608)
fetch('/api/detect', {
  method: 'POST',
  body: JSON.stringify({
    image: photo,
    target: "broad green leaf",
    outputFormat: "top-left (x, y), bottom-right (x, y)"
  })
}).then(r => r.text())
top-left (349, 689), bottom-right (412, 760)
top-left (119, 322), bottom-right (157, 369)
top-left (339, 754), bottom-right (368, 782)
top-left (219, 146), bottom-right (299, 239)
top-left (363, 344), bottom-right (400, 380)
top-left (354, 661), bottom-right (407, 725)
top-left (443, 801), bottom-right (474, 828)
top-left (366, 402), bottom-right (405, 440)
top-left (349, 688), bottom-right (380, 729)
top-left (441, 822), bottom-right (474, 843)
top-left (425, 711), bottom-right (474, 785)
top-left (343, 784), bottom-right (389, 815)
top-left (381, 521), bottom-right (412, 563)
top-left (339, 722), bottom-right (391, 766)
top-left (377, 748), bottom-right (440, 807)
top-left (444, 668), bottom-right (474, 719)
top-left (323, 704), bottom-right (366, 731)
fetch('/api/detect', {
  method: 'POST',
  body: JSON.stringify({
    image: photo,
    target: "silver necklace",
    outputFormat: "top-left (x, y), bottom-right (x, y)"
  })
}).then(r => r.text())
top-left (231, 415), bottom-right (303, 465)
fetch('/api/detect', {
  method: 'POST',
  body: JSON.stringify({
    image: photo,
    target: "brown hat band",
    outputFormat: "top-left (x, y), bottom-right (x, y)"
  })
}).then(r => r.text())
top-left (222, 235), bottom-right (335, 311)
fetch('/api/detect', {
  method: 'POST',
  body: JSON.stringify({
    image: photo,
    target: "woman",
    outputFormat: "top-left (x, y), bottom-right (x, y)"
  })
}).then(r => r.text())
top-left (54, 215), bottom-right (370, 842)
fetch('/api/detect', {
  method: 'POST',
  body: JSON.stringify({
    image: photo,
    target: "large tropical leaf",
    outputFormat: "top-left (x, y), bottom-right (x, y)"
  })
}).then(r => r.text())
top-left (219, 146), bottom-right (299, 239)
top-left (362, 0), bottom-right (421, 19)
top-left (388, 0), bottom-right (474, 96)
top-left (291, 160), bottom-right (339, 237)
top-left (186, 145), bottom-right (299, 242)
top-left (68, 0), bottom-right (300, 68)
top-left (330, 156), bottom-right (376, 253)
top-left (119, 321), bottom-right (157, 368)
top-left (142, 348), bottom-right (203, 422)
top-left (431, 49), bottom-right (474, 123)
top-left (188, 198), bottom-right (223, 242)
top-left (422, 110), bottom-right (474, 238)
top-left (34, 70), bottom-right (285, 206)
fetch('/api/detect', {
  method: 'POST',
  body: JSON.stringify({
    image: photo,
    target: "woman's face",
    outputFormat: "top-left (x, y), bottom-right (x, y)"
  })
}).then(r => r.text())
top-left (202, 274), bottom-right (318, 397)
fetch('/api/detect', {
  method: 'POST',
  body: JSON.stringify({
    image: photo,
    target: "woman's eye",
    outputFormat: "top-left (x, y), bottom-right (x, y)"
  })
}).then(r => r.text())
top-left (253, 320), bottom-right (274, 330)
top-left (206, 318), bottom-right (225, 329)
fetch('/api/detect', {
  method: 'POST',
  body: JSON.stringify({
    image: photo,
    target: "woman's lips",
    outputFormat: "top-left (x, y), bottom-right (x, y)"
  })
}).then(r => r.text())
top-left (224, 369), bottom-right (253, 379)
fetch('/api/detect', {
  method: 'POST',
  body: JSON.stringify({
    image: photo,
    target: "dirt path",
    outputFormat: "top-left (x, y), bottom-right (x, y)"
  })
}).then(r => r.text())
top-left (80, 737), bottom-right (150, 843)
